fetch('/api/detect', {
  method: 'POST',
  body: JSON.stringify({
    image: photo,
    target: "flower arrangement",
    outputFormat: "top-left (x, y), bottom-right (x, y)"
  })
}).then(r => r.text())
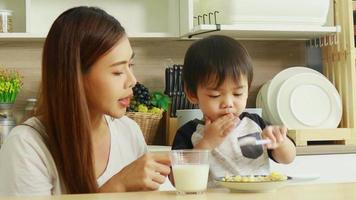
top-left (0, 69), bottom-right (23, 104)
top-left (127, 82), bottom-right (170, 114)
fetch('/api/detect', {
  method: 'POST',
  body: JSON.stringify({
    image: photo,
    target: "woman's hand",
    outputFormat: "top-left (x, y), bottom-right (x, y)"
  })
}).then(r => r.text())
top-left (195, 113), bottom-right (239, 150)
top-left (100, 153), bottom-right (171, 192)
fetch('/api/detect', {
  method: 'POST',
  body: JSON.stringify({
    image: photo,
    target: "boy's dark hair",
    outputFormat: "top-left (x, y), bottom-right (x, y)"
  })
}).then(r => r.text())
top-left (183, 35), bottom-right (253, 96)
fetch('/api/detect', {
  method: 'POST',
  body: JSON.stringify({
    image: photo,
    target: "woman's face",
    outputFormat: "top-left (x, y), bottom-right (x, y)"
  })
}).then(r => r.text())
top-left (83, 36), bottom-right (136, 118)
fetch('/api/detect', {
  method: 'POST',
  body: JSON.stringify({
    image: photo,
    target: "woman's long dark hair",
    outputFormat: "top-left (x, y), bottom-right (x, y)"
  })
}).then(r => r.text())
top-left (36, 6), bottom-right (125, 193)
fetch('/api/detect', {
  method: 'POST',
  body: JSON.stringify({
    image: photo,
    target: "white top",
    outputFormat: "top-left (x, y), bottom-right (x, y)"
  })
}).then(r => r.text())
top-left (0, 116), bottom-right (147, 196)
top-left (191, 117), bottom-right (270, 187)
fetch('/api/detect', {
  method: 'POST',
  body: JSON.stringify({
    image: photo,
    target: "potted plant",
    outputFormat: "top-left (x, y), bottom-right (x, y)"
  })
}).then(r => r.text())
top-left (0, 69), bottom-right (23, 146)
top-left (0, 69), bottom-right (23, 110)
top-left (126, 82), bottom-right (170, 144)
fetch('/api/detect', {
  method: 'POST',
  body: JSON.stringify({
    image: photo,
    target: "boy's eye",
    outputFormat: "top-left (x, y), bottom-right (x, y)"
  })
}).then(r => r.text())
top-left (129, 63), bottom-right (135, 68)
top-left (208, 95), bottom-right (220, 98)
top-left (234, 93), bottom-right (243, 97)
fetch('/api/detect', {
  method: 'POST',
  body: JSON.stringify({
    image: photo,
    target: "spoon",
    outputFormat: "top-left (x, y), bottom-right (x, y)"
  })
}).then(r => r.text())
top-left (238, 137), bottom-right (271, 146)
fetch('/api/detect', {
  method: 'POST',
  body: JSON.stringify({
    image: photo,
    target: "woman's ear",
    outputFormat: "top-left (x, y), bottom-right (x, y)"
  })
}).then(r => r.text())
top-left (184, 86), bottom-right (199, 104)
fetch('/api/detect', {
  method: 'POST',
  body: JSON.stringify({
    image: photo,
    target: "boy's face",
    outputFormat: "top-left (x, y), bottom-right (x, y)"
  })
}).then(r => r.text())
top-left (188, 76), bottom-right (249, 121)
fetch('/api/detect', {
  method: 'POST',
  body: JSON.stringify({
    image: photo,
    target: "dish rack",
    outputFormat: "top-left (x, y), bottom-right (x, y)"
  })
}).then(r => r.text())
top-left (288, 0), bottom-right (356, 147)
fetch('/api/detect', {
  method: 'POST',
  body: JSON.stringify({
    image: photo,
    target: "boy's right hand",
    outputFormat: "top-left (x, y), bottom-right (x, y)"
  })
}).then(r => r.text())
top-left (196, 113), bottom-right (239, 150)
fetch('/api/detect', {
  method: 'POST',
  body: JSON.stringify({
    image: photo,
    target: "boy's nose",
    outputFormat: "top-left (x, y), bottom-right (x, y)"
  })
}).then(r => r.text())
top-left (222, 98), bottom-right (233, 109)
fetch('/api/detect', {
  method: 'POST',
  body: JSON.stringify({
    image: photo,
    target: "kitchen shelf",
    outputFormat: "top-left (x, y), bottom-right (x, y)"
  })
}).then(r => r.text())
top-left (0, 32), bottom-right (179, 41)
top-left (179, 0), bottom-right (339, 40)
top-left (296, 144), bottom-right (356, 155)
top-left (0, 33), bottom-right (44, 41)
top-left (288, 128), bottom-right (356, 146)
top-left (181, 24), bottom-right (341, 40)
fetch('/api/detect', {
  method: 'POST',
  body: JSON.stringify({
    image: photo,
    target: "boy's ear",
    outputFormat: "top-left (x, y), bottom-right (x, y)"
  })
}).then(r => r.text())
top-left (184, 86), bottom-right (199, 104)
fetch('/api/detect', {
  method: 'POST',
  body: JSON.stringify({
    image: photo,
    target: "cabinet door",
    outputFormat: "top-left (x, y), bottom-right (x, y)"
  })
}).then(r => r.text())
top-left (28, 0), bottom-right (179, 37)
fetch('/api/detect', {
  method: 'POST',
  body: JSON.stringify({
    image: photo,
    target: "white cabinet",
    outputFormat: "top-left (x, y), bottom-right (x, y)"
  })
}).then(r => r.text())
top-left (0, 0), bottom-right (28, 33)
top-left (0, 0), bottom-right (180, 40)
top-left (179, 0), bottom-right (340, 40)
top-left (0, 0), bottom-right (341, 40)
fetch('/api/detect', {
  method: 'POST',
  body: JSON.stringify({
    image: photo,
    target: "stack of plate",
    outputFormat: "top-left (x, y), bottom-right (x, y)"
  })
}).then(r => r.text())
top-left (256, 67), bottom-right (342, 129)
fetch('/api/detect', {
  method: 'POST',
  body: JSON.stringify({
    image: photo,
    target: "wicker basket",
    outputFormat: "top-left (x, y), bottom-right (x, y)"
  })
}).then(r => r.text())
top-left (126, 112), bottom-right (163, 144)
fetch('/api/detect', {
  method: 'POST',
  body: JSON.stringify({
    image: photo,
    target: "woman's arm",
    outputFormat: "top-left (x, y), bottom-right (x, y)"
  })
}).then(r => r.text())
top-left (99, 153), bottom-right (171, 192)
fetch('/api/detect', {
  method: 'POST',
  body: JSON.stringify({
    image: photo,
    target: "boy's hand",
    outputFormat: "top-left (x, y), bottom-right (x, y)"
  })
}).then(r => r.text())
top-left (261, 125), bottom-right (288, 149)
top-left (197, 113), bottom-right (240, 150)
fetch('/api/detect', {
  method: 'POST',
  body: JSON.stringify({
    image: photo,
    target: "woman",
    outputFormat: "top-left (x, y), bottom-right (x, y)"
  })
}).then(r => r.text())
top-left (0, 6), bottom-right (171, 196)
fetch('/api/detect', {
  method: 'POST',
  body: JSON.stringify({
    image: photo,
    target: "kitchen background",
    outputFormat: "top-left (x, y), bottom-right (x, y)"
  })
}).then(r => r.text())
top-left (1, 0), bottom-right (356, 186)
top-left (0, 39), bottom-right (307, 122)
top-left (2, 0), bottom-right (355, 147)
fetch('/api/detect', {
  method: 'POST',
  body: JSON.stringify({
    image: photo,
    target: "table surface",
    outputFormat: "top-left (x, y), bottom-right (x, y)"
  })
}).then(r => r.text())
top-left (1, 182), bottom-right (356, 200)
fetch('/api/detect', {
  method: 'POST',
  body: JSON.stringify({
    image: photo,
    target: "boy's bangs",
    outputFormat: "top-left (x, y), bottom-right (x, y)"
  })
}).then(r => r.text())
top-left (201, 65), bottom-right (244, 89)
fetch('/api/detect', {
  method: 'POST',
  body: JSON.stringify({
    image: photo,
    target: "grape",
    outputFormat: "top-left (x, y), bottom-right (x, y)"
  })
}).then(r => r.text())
top-left (131, 82), bottom-right (151, 107)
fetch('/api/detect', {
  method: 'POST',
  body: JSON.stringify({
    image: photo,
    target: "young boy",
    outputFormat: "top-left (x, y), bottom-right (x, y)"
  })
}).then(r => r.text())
top-left (171, 35), bottom-right (296, 186)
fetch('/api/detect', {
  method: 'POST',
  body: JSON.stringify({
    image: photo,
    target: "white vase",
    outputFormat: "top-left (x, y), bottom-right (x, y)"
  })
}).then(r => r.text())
top-left (0, 103), bottom-right (16, 148)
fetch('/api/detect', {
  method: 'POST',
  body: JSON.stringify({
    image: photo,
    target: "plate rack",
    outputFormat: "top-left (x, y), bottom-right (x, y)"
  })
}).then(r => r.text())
top-left (289, 0), bottom-right (356, 147)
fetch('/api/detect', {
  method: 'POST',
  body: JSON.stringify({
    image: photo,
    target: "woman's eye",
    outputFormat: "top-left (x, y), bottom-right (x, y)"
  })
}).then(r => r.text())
top-left (208, 95), bottom-right (220, 98)
top-left (113, 72), bottom-right (123, 76)
top-left (234, 93), bottom-right (243, 97)
top-left (129, 63), bottom-right (135, 68)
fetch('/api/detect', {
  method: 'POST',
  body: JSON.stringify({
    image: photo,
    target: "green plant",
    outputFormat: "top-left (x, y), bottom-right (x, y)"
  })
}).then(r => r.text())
top-left (128, 83), bottom-right (170, 114)
top-left (150, 91), bottom-right (170, 112)
top-left (0, 69), bottom-right (23, 103)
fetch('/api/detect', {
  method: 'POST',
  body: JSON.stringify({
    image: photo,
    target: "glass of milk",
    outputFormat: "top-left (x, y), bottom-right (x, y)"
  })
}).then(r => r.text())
top-left (171, 149), bottom-right (210, 194)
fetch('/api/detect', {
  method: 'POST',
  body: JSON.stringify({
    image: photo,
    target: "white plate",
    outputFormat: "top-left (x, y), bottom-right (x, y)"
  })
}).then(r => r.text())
top-left (267, 67), bottom-right (323, 125)
top-left (258, 81), bottom-right (273, 123)
top-left (276, 73), bottom-right (342, 129)
top-left (256, 87), bottom-right (262, 108)
top-left (216, 179), bottom-right (289, 193)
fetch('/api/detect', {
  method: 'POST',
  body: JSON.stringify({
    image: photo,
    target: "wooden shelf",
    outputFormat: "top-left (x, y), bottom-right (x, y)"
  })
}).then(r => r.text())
top-left (296, 144), bottom-right (356, 155)
top-left (288, 128), bottom-right (356, 146)
top-left (181, 24), bottom-right (341, 40)
top-left (0, 33), bottom-right (44, 41)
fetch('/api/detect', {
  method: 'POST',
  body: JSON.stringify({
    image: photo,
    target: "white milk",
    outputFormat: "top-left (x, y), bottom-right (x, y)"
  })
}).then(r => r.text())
top-left (172, 164), bottom-right (209, 192)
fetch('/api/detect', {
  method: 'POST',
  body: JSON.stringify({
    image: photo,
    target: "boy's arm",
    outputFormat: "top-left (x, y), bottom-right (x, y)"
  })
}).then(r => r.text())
top-left (262, 125), bottom-right (296, 164)
top-left (270, 137), bottom-right (296, 164)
